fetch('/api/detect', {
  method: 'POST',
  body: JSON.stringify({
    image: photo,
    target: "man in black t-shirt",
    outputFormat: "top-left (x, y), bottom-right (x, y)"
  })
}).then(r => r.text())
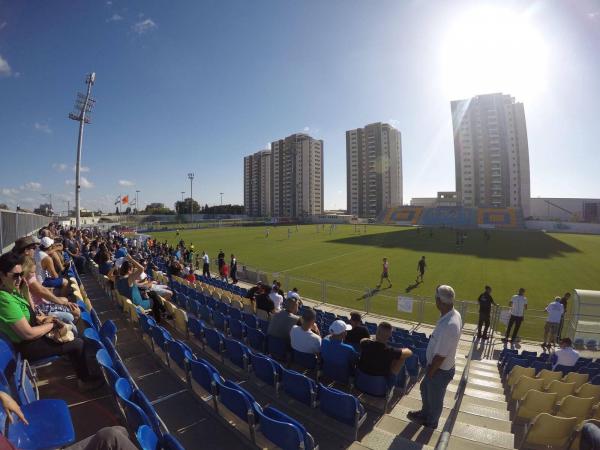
top-left (358, 322), bottom-right (412, 376)
top-left (344, 312), bottom-right (371, 348)
top-left (255, 285), bottom-right (275, 315)
top-left (477, 285), bottom-right (495, 339)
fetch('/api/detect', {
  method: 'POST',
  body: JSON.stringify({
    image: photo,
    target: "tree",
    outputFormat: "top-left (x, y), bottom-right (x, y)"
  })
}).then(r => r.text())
top-left (0, 203), bottom-right (8, 210)
top-left (125, 207), bottom-right (132, 214)
top-left (175, 198), bottom-right (200, 214)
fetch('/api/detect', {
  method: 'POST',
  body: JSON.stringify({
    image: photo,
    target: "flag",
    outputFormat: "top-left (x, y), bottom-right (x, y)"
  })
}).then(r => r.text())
top-left (122, 195), bottom-right (129, 204)
top-left (114, 195), bottom-right (121, 205)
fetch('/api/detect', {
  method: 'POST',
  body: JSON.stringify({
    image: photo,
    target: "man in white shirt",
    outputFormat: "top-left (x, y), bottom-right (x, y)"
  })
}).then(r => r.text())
top-left (543, 297), bottom-right (565, 348)
top-left (201, 252), bottom-right (210, 278)
top-left (553, 338), bottom-right (580, 369)
top-left (290, 308), bottom-right (321, 354)
top-left (407, 285), bottom-right (462, 429)
top-left (503, 288), bottom-right (527, 343)
top-left (269, 287), bottom-right (284, 312)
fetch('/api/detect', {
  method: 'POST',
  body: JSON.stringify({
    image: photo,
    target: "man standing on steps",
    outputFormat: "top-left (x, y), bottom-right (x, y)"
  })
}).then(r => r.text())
top-left (407, 285), bottom-right (462, 429)
top-left (477, 285), bottom-right (496, 339)
top-left (201, 251), bottom-right (210, 278)
top-left (502, 288), bottom-right (527, 344)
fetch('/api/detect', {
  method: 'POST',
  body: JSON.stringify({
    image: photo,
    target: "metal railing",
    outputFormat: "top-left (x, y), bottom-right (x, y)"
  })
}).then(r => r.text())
top-left (0, 209), bottom-right (52, 253)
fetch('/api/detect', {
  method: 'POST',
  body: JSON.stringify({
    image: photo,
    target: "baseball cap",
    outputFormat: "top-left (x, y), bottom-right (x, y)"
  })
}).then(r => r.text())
top-left (13, 236), bottom-right (40, 253)
top-left (40, 237), bottom-right (54, 249)
top-left (329, 319), bottom-right (352, 335)
top-left (436, 285), bottom-right (455, 304)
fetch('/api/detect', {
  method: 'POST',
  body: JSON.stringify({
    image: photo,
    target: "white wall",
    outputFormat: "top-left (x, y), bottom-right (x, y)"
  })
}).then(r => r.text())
top-left (525, 220), bottom-right (600, 235)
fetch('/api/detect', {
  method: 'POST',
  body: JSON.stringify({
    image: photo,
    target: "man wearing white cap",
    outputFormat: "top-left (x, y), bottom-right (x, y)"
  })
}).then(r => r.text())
top-left (320, 319), bottom-right (358, 373)
top-left (408, 285), bottom-right (462, 429)
top-left (34, 237), bottom-right (68, 292)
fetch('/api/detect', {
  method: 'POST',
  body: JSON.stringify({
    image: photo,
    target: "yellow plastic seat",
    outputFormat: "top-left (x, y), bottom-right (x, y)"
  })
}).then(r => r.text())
top-left (563, 372), bottom-right (589, 390)
top-left (547, 380), bottom-right (577, 405)
top-left (521, 413), bottom-right (577, 448)
top-left (164, 300), bottom-right (176, 316)
top-left (515, 390), bottom-right (557, 422)
top-left (557, 395), bottom-right (595, 425)
top-left (173, 308), bottom-right (188, 336)
top-left (538, 369), bottom-right (564, 390)
top-left (575, 383), bottom-right (600, 404)
top-left (511, 376), bottom-right (545, 402)
top-left (508, 366), bottom-right (536, 388)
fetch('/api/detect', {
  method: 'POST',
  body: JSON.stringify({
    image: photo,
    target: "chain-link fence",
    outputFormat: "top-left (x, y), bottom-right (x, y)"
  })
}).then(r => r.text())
top-left (0, 210), bottom-right (52, 253)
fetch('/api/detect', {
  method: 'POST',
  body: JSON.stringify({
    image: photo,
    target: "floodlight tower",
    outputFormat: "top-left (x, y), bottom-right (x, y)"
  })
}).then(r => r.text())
top-left (219, 192), bottom-right (223, 206)
top-left (69, 72), bottom-right (96, 228)
top-left (188, 173), bottom-right (195, 223)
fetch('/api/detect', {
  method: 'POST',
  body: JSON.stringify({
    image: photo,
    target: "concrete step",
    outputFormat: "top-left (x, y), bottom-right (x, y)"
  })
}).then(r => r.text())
top-left (375, 415), bottom-right (516, 449)
top-left (410, 379), bottom-right (507, 403)
top-left (388, 404), bottom-right (512, 433)
top-left (399, 395), bottom-right (511, 421)
top-left (469, 368), bottom-right (503, 381)
top-left (359, 424), bottom-right (436, 450)
top-left (405, 387), bottom-right (509, 411)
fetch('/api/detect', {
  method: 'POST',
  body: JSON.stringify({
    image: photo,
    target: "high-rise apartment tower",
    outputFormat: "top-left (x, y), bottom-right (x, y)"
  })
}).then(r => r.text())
top-left (346, 122), bottom-right (402, 218)
top-left (243, 150), bottom-right (271, 217)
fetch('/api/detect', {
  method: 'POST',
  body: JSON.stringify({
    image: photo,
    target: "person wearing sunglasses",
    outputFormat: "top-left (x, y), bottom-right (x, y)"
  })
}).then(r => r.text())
top-left (0, 252), bottom-right (100, 391)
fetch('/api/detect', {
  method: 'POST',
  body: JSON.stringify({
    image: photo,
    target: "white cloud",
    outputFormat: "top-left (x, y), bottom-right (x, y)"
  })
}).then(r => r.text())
top-left (65, 177), bottom-right (94, 189)
top-left (388, 118), bottom-right (400, 128)
top-left (303, 126), bottom-right (310, 132)
top-left (52, 163), bottom-right (68, 172)
top-left (0, 54), bottom-right (11, 76)
top-left (22, 182), bottom-right (41, 191)
top-left (107, 13), bottom-right (123, 22)
top-left (118, 179), bottom-right (135, 186)
top-left (0, 22), bottom-right (7, 31)
top-left (106, 0), bottom-right (113, 5)
top-left (132, 18), bottom-right (156, 34)
top-left (589, 11), bottom-right (600, 19)
top-left (34, 122), bottom-right (52, 134)
top-left (1, 188), bottom-right (19, 196)
top-left (71, 165), bottom-right (90, 173)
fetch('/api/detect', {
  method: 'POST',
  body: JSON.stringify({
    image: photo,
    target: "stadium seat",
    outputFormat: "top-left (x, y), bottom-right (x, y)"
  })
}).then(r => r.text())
top-left (224, 337), bottom-right (250, 371)
top-left (355, 368), bottom-right (395, 412)
top-left (96, 349), bottom-right (121, 391)
top-left (136, 424), bottom-right (159, 450)
top-left (576, 383), bottom-right (600, 403)
top-left (134, 389), bottom-right (165, 441)
top-left (167, 339), bottom-right (193, 379)
top-left (510, 376), bottom-right (544, 403)
top-left (538, 369), bottom-right (564, 389)
top-left (212, 375), bottom-right (258, 443)
top-left (204, 327), bottom-right (225, 362)
top-left (556, 394), bottom-right (594, 425)
top-left (257, 319), bottom-right (270, 335)
top-left (250, 352), bottom-right (282, 394)
top-left (151, 325), bottom-right (173, 364)
top-left (281, 368), bottom-right (317, 407)
top-left (229, 318), bottom-right (246, 341)
top-left (563, 372), bottom-right (589, 389)
top-left (515, 390), bottom-right (557, 423)
top-left (213, 311), bottom-right (228, 334)
top-left (255, 405), bottom-right (317, 450)
top-left (531, 360), bottom-right (550, 375)
top-left (241, 312), bottom-right (257, 329)
top-left (503, 357), bottom-right (529, 378)
top-left (163, 434), bottom-right (186, 450)
top-left (189, 358), bottom-right (220, 407)
top-left (292, 350), bottom-right (318, 371)
top-left (139, 314), bottom-right (157, 346)
top-left (266, 335), bottom-right (289, 362)
top-left (246, 327), bottom-right (266, 353)
top-left (115, 378), bottom-right (153, 435)
top-left (507, 366), bottom-right (536, 388)
top-left (187, 316), bottom-right (205, 348)
top-left (554, 364), bottom-right (575, 376)
top-left (318, 384), bottom-right (366, 440)
top-left (547, 380), bottom-right (577, 405)
top-left (413, 347), bottom-right (427, 368)
top-left (520, 413), bottom-right (577, 449)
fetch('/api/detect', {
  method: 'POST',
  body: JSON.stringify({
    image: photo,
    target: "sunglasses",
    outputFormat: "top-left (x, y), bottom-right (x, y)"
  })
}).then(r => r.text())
top-left (7, 272), bottom-right (23, 280)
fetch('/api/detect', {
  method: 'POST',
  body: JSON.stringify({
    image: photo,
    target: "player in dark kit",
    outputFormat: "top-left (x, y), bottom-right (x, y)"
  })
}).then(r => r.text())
top-left (416, 256), bottom-right (426, 283)
top-left (377, 258), bottom-right (392, 288)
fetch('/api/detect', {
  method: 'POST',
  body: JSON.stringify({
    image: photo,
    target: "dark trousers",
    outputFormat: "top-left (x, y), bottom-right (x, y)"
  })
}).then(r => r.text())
top-left (581, 422), bottom-right (600, 450)
top-left (420, 367), bottom-right (455, 426)
top-left (16, 337), bottom-right (92, 380)
top-left (66, 426), bottom-right (137, 450)
top-left (557, 315), bottom-right (565, 340)
top-left (202, 263), bottom-right (210, 277)
top-left (505, 315), bottom-right (524, 341)
top-left (477, 312), bottom-right (491, 336)
top-left (231, 269), bottom-right (237, 283)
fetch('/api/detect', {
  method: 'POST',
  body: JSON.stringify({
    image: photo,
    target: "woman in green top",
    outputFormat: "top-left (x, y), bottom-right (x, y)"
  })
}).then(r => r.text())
top-left (0, 252), bottom-right (97, 390)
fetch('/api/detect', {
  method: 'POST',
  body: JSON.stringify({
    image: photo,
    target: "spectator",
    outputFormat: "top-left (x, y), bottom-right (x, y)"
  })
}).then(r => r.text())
top-left (269, 286), bottom-right (283, 312)
top-left (220, 262), bottom-right (229, 283)
top-left (557, 292), bottom-right (571, 340)
top-left (0, 390), bottom-right (138, 450)
top-left (34, 237), bottom-right (68, 293)
top-left (286, 287), bottom-right (300, 302)
top-left (358, 321), bottom-right (411, 376)
top-left (503, 288), bottom-right (527, 344)
top-left (63, 230), bottom-right (86, 274)
top-left (267, 298), bottom-right (299, 343)
top-left (476, 285), bottom-right (496, 339)
top-left (116, 255), bottom-right (161, 322)
top-left (246, 281), bottom-right (262, 300)
top-left (542, 297), bottom-right (564, 348)
top-left (0, 252), bottom-right (100, 391)
top-left (290, 308), bottom-right (321, 354)
top-left (185, 267), bottom-right (196, 284)
top-left (230, 254), bottom-right (238, 284)
top-left (321, 319), bottom-right (357, 371)
top-left (255, 284), bottom-right (275, 315)
top-left (344, 311), bottom-right (370, 348)
top-left (217, 249), bottom-right (225, 270)
top-left (408, 285), bottom-right (461, 429)
top-left (93, 245), bottom-right (113, 276)
top-left (201, 251), bottom-right (210, 278)
top-left (581, 422), bottom-right (600, 450)
top-left (553, 338), bottom-right (580, 370)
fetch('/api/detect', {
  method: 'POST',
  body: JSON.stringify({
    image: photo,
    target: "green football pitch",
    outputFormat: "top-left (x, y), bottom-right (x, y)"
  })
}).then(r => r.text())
top-left (149, 224), bottom-right (600, 339)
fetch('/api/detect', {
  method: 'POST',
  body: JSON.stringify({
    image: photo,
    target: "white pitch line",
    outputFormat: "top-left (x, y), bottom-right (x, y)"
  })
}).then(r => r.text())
top-left (279, 249), bottom-right (366, 273)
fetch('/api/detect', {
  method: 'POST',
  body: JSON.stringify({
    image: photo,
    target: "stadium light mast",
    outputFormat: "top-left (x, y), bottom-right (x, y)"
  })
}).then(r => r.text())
top-left (135, 190), bottom-right (140, 214)
top-left (188, 173), bottom-right (195, 222)
top-left (69, 72), bottom-right (96, 228)
top-left (219, 192), bottom-right (223, 206)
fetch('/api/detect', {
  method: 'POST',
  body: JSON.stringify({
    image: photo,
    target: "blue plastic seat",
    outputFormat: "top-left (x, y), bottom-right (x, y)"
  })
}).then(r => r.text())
top-left (229, 318), bottom-right (246, 341)
top-left (0, 398), bottom-right (75, 450)
top-left (14, 356), bottom-right (38, 405)
top-left (229, 308), bottom-right (242, 322)
top-left (255, 405), bottom-right (316, 450)
top-left (199, 304), bottom-right (212, 322)
top-left (521, 350), bottom-right (537, 358)
top-left (136, 424), bottom-right (159, 450)
top-left (79, 311), bottom-right (96, 330)
top-left (554, 364), bottom-right (575, 376)
top-left (250, 352), bottom-right (282, 392)
top-left (115, 378), bottom-right (152, 433)
top-left (321, 352), bottom-right (355, 385)
top-left (224, 337), bottom-right (250, 371)
top-left (204, 327), bottom-right (225, 360)
top-left (83, 327), bottom-right (106, 354)
top-left (163, 434), bottom-right (186, 450)
top-left (503, 357), bottom-right (529, 377)
top-left (319, 383), bottom-right (366, 440)
top-left (139, 314), bottom-right (157, 340)
top-left (151, 326), bottom-right (173, 353)
top-left (281, 368), bottom-right (317, 407)
top-left (257, 319), bottom-right (270, 335)
top-left (246, 327), bottom-right (266, 353)
top-left (413, 347), bottom-right (427, 368)
top-left (292, 350), bottom-right (318, 371)
top-left (96, 349), bottom-right (121, 390)
top-left (189, 358), bottom-right (220, 401)
top-left (90, 308), bottom-right (102, 330)
top-left (133, 389), bottom-right (164, 441)
top-left (404, 354), bottom-right (420, 378)
top-left (355, 368), bottom-right (395, 411)
top-left (267, 335), bottom-right (290, 362)
top-left (213, 311), bottom-right (229, 333)
top-left (187, 316), bottom-right (205, 344)
top-left (167, 339), bottom-right (193, 375)
top-left (531, 360), bottom-right (550, 375)
top-left (241, 312), bottom-right (257, 329)
top-left (213, 375), bottom-right (258, 441)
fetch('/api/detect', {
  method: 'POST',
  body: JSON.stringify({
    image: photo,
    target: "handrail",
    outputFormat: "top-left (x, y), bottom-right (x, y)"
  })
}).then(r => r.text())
top-left (434, 333), bottom-right (477, 450)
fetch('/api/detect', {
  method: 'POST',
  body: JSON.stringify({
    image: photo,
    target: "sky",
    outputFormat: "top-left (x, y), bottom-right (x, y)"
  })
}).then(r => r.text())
top-left (0, 0), bottom-right (599, 214)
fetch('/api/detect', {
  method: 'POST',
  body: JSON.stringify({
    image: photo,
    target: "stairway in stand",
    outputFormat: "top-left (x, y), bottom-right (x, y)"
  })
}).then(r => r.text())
top-left (355, 340), bottom-right (519, 450)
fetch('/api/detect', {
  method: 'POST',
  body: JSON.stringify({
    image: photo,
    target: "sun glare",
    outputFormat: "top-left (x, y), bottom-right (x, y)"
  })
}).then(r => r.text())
top-left (440, 7), bottom-right (548, 101)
